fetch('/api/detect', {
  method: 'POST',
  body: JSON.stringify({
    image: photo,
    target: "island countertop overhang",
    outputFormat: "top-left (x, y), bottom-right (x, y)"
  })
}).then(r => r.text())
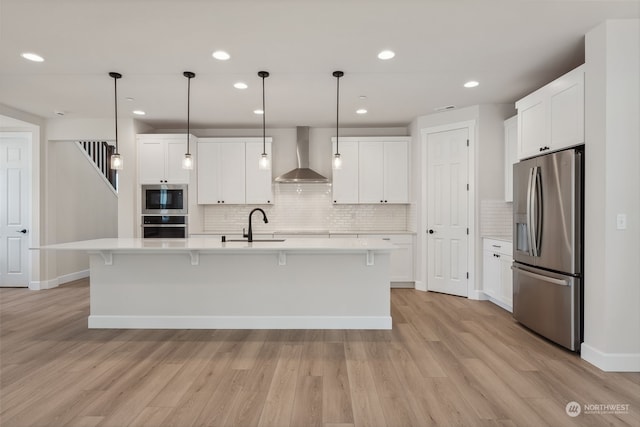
top-left (36, 237), bottom-right (396, 253)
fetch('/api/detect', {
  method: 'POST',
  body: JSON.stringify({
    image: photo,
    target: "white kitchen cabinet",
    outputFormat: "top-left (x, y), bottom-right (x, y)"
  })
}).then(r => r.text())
top-left (332, 137), bottom-right (409, 205)
top-left (197, 140), bottom-right (245, 204)
top-left (504, 116), bottom-right (518, 202)
top-left (359, 140), bottom-right (409, 204)
top-left (138, 134), bottom-right (193, 184)
top-left (368, 234), bottom-right (414, 286)
top-left (197, 138), bottom-right (272, 205)
top-left (245, 142), bottom-right (273, 204)
top-left (331, 140), bottom-right (359, 204)
top-left (482, 238), bottom-right (513, 312)
top-left (516, 65), bottom-right (584, 160)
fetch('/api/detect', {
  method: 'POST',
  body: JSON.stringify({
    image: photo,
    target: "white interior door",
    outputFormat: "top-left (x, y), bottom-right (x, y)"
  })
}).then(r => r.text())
top-left (426, 128), bottom-right (469, 296)
top-left (0, 133), bottom-right (30, 287)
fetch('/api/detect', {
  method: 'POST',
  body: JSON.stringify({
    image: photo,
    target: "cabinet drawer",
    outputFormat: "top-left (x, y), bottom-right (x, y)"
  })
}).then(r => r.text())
top-left (483, 239), bottom-right (512, 255)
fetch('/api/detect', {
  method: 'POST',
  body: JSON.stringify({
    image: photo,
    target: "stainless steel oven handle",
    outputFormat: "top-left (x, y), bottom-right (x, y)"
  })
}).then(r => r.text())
top-left (512, 266), bottom-right (569, 286)
top-left (142, 224), bottom-right (187, 228)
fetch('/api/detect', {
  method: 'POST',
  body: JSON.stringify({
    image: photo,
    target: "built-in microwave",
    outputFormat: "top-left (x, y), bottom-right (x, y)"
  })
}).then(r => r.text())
top-left (141, 184), bottom-right (187, 214)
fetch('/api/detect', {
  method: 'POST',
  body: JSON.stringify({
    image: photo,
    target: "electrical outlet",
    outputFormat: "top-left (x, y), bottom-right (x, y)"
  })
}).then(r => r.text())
top-left (616, 214), bottom-right (627, 230)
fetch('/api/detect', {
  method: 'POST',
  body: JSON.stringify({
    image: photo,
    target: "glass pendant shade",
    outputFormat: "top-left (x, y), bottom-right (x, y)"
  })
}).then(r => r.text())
top-left (182, 153), bottom-right (193, 170)
top-left (110, 153), bottom-right (123, 170)
top-left (333, 153), bottom-right (342, 170)
top-left (259, 153), bottom-right (270, 170)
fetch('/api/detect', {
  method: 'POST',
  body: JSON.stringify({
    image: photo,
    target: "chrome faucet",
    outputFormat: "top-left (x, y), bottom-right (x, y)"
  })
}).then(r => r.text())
top-left (243, 208), bottom-right (268, 242)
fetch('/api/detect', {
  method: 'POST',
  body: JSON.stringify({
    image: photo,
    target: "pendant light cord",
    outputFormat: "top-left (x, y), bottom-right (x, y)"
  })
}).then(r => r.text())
top-left (109, 72), bottom-right (122, 154)
top-left (258, 71), bottom-right (270, 155)
top-left (187, 76), bottom-right (191, 154)
top-left (333, 71), bottom-right (344, 155)
top-left (184, 71), bottom-right (195, 155)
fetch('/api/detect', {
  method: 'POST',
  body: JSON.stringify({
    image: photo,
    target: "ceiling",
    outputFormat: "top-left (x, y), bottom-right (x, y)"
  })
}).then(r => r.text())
top-left (1, 0), bottom-right (638, 129)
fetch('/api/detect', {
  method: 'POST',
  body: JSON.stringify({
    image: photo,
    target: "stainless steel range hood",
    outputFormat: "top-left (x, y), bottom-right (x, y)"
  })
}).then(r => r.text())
top-left (274, 126), bottom-right (329, 183)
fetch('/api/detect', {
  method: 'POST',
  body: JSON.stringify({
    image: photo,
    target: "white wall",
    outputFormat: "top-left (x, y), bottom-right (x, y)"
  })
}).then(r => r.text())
top-left (583, 20), bottom-right (640, 371)
top-left (49, 141), bottom-right (118, 277)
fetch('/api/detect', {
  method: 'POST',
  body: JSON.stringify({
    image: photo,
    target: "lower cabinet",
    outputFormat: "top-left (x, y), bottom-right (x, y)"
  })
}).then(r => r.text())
top-left (482, 238), bottom-right (513, 312)
top-left (368, 234), bottom-right (414, 287)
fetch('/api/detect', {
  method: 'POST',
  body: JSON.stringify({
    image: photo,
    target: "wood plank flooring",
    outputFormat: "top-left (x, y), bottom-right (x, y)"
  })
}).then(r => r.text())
top-left (1, 279), bottom-right (639, 427)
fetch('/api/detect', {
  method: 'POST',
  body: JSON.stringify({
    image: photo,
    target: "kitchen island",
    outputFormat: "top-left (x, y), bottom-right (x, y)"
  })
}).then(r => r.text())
top-left (40, 238), bottom-right (394, 330)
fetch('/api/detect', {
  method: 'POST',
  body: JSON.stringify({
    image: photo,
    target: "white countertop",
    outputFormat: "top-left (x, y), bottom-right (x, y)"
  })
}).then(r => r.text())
top-left (192, 230), bottom-right (416, 236)
top-left (37, 237), bottom-right (395, 252)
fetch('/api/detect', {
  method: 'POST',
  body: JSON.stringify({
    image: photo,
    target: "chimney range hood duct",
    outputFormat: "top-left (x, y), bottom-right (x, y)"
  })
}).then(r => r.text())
top-left (275, 127), bottom-right (329, 183)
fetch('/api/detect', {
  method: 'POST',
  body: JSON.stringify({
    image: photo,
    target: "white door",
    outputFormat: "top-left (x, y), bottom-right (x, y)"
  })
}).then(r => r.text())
top-left (0, 133), bottom-right (30, 287)
top-left (426, 128), bottom-right (468, 296)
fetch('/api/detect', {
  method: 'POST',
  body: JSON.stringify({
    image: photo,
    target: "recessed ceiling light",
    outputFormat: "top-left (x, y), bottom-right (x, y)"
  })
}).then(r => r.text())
top-left (126, 97), bottom-right (135, 102)
top-left (234, 82), bottom-right (248, 89)
top-left (133, 110), bottom-right (146, 116)
top-left (212, 50), bottom-right (230, 61)
top-left (356, 109), bottom-right (368, 115)
top-left (359, 95), bottom-right (368, 100)
top-left (54, 110), bottom-right (65, 116)
top-left (377, 50), bottom-right (395, 60)
top-left (21, 52), bottom-right (44, 62)
top-left (464, 80), bottom-right (479, 88)
top-left (254, 109), bottom-right (264, 115)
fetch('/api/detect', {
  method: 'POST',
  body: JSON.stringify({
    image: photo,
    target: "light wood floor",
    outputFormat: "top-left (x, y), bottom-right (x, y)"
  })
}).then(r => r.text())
top-left (1, 280), bottom-right (639, 427)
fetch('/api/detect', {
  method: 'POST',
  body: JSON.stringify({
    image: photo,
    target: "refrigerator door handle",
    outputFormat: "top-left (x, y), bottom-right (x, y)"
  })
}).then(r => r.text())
top-left (532, 166), bottom-right (543, 257)
top-left (526, 167), bottom-right (535, 257)
top-left (512, 266), bottom-right (570, 286)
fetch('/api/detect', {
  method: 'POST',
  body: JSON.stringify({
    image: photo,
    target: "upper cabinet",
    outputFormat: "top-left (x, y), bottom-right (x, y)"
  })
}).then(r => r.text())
top-left (332, 137), bottom-right (410, 204)
top-left (138, 134), bottom-right (193, 184)
top-left (245, 142), bottom-right (274, 204)
top-left (331, 140), bottom-right (359, 204)
top-left (516, 64), bottom-right (584, 160)
top-left (504, 116), bottom-right (517, 202)
top-left (197, 138), bottom-right (273, 205)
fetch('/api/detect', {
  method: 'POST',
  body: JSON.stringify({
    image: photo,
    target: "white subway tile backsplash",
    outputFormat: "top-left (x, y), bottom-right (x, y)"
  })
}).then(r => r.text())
top-left (203, 183), bottom-right (408, 232)
top-left (480, 199), bottom-right (513, 239)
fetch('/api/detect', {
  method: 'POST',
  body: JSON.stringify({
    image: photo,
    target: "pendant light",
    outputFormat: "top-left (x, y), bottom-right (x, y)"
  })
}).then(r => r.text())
top-left (258, 71), bottom-right (270, 170)
top-left (109, 72), bottom-right (123, 170)
top-left (182, 71), bottom-right (196, 169)
top-left (333, 71), bottom-right (344, 170)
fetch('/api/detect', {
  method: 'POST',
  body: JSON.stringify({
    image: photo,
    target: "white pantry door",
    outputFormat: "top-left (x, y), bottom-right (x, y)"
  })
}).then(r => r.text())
top-left (0, 133), bottom-right (30, 287)
top-left (426, 127), bottom-right (469, 297)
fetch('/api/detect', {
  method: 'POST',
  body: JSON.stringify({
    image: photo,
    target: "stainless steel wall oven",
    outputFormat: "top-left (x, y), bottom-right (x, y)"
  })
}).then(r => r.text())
top-left (142, 215), bottom-right (187, 238)
top-left (142, 184), bottom-right (187, 214)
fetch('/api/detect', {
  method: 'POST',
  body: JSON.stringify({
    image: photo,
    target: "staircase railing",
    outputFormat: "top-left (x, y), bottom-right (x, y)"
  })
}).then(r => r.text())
top-left (78, 140), bottom-right (117, 190)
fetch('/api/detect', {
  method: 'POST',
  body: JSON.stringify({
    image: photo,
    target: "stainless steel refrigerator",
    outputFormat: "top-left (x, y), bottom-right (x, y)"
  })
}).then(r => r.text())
top-left (512, 146), bottom-right (584, 352)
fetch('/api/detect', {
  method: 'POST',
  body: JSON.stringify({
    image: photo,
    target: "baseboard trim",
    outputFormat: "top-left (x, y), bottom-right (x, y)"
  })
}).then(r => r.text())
top-left (581, 343), bottom-right (640, 372)
top-left (414, 280), bottom-right (427, 292)
top-left (58, 269), bottom-right (89, 285)
top-left (88, 315), bottom-right (393, 330)
top-left (29, 269), bottom-right (89, 290)
top-left (467, 290), bottom-right (486, 300)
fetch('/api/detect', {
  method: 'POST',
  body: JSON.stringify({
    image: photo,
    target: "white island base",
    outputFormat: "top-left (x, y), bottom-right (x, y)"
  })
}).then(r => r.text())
top-left (48, 238), bottom-right (393, 330)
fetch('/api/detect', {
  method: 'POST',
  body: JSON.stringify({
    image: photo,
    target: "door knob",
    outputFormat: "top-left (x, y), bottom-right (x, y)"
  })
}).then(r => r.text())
top-left (428, 229), bottom-right (435, 234)
top-left (17, 229), bottom-right (28, 234)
